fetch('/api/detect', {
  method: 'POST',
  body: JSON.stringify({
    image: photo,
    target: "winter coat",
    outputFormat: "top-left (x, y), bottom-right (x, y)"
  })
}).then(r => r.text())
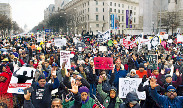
top-left (138, 82), bottom-right (165, 108)
top-left (97, 83), bottom-right (123, 108)
top-left (0, 66), bottom-right (13, 108)
top-left (62, 93), bottom-right (92, 108)
top-left (149, 87), bottom-right (183, 108)
top-left (31, 77), bottom-right (59, 108)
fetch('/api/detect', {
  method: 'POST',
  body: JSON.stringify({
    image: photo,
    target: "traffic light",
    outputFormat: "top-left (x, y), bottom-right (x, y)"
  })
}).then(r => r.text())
top-left (43, 27), bottom-right (44, 30)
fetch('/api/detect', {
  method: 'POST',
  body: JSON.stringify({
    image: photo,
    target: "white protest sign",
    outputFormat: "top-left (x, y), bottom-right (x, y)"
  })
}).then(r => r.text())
top-left (37, 37), bottom-right (43, 43)
top-left (60, 51), bottom-right (70, 69)
top-left (177, 35), bottom-right (183, 42)
top-left (97, 30), bottom-right (110, 42)
top-left (163, 34), bottom-right (168, 39)
top-left (120, 39), bottom-right (123, 45)
top-left (167, 39), bottom-right (173, 43)
top-left (99, 46), bottom-right (107, 52)
top-left (78, 47), bottom-right (82, 51)
top-left (119, 78), bottom-right (148, 100)
top-left (54, 38), bottom-right (67, 47)
top-left (7, 67), bottom-right (36, 94)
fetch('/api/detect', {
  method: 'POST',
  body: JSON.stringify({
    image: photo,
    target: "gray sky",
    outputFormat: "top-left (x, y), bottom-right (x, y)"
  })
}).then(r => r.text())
top-left (0, 0), bottom-right (54, 31)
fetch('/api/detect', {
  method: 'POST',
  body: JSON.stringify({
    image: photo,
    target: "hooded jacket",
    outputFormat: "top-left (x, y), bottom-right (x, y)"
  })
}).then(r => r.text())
top-left (97, 83), bottom-right (123, 108)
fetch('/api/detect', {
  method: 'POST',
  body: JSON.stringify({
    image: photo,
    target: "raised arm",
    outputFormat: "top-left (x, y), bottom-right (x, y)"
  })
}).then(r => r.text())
top-left (97, 76), bottom-right (108, 100)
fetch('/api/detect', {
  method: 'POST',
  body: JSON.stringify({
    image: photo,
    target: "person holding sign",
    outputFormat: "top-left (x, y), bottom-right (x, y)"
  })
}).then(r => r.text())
top-left (97, 75), bottom-right (123, 108)
top-left (149, 78), bottom-right (183, 108)
top-left (30, 68), bottom-right (59, 108)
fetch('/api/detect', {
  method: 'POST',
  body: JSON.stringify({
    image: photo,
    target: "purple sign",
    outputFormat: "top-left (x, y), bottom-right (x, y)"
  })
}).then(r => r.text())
top-left (126, 10), bottom-right (129, 28)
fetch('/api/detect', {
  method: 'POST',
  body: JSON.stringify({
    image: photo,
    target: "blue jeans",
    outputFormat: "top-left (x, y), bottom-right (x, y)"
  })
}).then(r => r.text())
top-left (89, 84), bottom-right (96, 99)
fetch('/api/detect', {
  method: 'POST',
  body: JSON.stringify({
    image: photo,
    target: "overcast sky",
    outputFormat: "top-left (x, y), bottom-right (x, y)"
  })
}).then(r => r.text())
top-left (0, 0), bottom-right (54, 31)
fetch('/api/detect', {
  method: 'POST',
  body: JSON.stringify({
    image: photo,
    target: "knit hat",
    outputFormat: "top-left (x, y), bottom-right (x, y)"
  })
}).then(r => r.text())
top-left (130, 69), bottom-right (136, 74)
top-left (79, 86), bottom-right (89, 94)
top-left (167, 85), bottom-right (176, 91)
top-left (0, 72), bottom-right (9, 79)
top-left (139, 63), bottom-right (144, 68)
top-left (110, 86), bottom-right (117, 93)
top-left (52, 63), bottom-right (58, 67)
top-left (38, 74), bottom-right (46, 81)
top-left (165, 74), bottom-right (171, 79)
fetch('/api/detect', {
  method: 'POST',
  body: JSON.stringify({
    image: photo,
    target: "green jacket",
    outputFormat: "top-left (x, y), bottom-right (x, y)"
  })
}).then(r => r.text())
top-left (97, 83), bottom-right (123, 108)
top-left (62, 96), bottom-right (95, 108)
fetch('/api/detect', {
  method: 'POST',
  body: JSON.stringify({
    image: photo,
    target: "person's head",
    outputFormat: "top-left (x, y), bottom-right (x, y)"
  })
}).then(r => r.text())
top-left (38, 74), bottom-right (46, 87)
top-left (90, 60), bottom-right (94, 67)
top-left (52, 63), bottom-right (58, 70)
top-left (139, 63), bottom-right (144, 72)
top-left (0, 72), bottom-right (8, 82)
top-left (130, 69), bottom-right (136, 77)
top-left (73, 70), bottom-right (79, 79)
top-left (44, 60), bottom-right (49, 67)
top-left (100, 71), bottom-right (107, 81)
top-left (70, 67), bottom-right (75, 74)
top-left (167, 85), bottom-right (177, 99)
top-left (110, 87), bottom-right (117, 98)
top-left (165, 74), bottom-right (172, 83)
top-left (50, 55), bottom-right (54, 59)
top-left (85, 57), bottom-right (89, 63)
top-left (79, 65), bottom-right (84, 72)
top-left (13, 48), bottom-right (16, 52)
top-left (79, 86), bottom-right (89, 101)
top-left (152, 69), bottom-right (159, 75)
top-left (129, 101), bottom-right (138, 108)
top-left (115, 59), bottom-right (121, 68)
top-left (51, 98), bottom-right (62, 108)
top-left (23, 71), bottom-right (27, 76)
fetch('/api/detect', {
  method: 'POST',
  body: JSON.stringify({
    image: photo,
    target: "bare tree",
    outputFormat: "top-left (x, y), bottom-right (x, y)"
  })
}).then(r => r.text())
top-left (161, 11), bottom-right (179, 35)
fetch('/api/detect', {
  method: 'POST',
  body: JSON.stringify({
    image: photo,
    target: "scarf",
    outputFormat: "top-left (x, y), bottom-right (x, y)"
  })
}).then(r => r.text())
top-left (82, 96), bottom-right (89, 104)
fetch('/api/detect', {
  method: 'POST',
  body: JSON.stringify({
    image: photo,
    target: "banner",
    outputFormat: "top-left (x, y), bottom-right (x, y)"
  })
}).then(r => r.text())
top-left (126, 10), bottom-right (129, 28)
top-left (60, 51), bottom-right (71, 69)
top-left (119, 78), bottom-right (148, 100)
top-left (37, 37), bottom-right (43, 43)
top-left (146, 54), bottom-right (158, 69)
top-left (7, 67), bottom-right (36, 94)
top-left (94, 57), bottom-right (113, 70)
top-left (97, 30), bottom-right (111, 42)
top-left (54, 38), bottom-right (67, 47)
top-left (129, 10), bottom-right (133, 28)
top-left (111, 14), bottom-right (115, 29)
top-left (115, 14), bottom-right (119, 29)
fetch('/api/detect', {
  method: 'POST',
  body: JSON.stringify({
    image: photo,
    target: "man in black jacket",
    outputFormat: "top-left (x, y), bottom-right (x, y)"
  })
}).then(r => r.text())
top-left (30, 69), bottom-right (60, 108)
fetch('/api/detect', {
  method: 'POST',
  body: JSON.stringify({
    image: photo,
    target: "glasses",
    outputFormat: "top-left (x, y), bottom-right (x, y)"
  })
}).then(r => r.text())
top-left (51, 105), bottom-right (61, 108)
top-left (168, 90), bottom-right (176, 93)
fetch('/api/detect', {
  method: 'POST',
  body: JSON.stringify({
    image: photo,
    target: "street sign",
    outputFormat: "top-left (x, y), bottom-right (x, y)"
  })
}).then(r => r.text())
top-left (45, 29), bottom-right (51, 33)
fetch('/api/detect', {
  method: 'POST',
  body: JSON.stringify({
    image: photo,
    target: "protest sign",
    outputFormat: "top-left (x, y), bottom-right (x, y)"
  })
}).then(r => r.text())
top-left (119, 78), bottom-right (148, 100)
top-left (99, 46), bottom-right (107, 52)
top-left (76, 42), bottom-right (85, 48)
top-left (163, 34), bottom-right (168, 39)
top-left (94, 57), bottom-right (113, 70)
top-left (97, 30), bottom-right (110, 42)
top-left (54, 38), bottom-right (67, 47)
top-left (177, 35), bottom-right (183, 43)
top-left (7, 67), bottom-right (36, 94)
top-left (37, 37), bottom-right (43, 43)
top-left (60, 51), bottom-right (71, 69)
top-left (146, 54), bottom-right (158, 69)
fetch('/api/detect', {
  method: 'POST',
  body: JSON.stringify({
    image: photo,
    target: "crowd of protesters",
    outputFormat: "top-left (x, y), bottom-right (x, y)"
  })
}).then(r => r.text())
top-left (0, 33), bottom-right (183, 108)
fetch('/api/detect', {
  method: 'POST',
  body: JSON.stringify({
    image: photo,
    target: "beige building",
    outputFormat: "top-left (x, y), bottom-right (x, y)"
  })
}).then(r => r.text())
top-left (0, 3), bottom-right (12, 19)
top-left (44, 4), bottom-right (56, 20)
top-left (63, 0), bottom-right (141, 35)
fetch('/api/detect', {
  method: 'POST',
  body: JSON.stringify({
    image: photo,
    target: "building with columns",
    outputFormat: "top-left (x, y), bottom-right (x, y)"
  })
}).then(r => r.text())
top-left (63, 0), bottom-right (141, 35)
top-left (0, 3), bottom-right (12, 19)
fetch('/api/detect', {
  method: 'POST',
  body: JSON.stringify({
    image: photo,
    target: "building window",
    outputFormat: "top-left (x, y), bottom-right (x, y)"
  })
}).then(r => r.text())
top-left (103, 15), bottom-right (104, 21)
top-left (122, 16), bottom-right (124, 22)
top-left (134, 7), bottom-right (136, 10)
top-left (114, 9), bottom-right (116, 12)
top-left (122, 4), bottom-right (124, 8)
top-left (88, 1), bottom-right (89, 5)
top-left (118, 4), bottom-right (120, 7)
top-left (96, 15), bottom-right (99, 21)
top-left (96, 24), bottom-right (99, 28)
top-left (110, 2), bottom-right (112, 6)
top-left (114, 3), bottom-right (116, 6)
top-left (122, 10), bottom-right (124, 14)
top-left (88, 8), bottom-right (89, 12)
top-left (88, 15), bottom-right (89, 20)
top-left (134, 25), bottom-right (136, 28)
top-left (118, 10), bottom-right (120, 13)
top-left (134, 17), bottom-right (136, 23)
top-left (96, 8), bottom-right (98, 12)
top-left (96, 1), bottom-right (98, 5)
top-left (103, 8), bottom-right (104, 12)
top-left (118, 30), bottom-right (120, 34)
top-left (134, 12), bottom-right (136, 15)
top-left (103, 2), bottom-right (104, 6)
top-left (131, 6), bottom-right (133, 9)
top-left (110, 8), bottom-right (112, 12)
top-left (96, 30), bottom-right (98, 32)
top-left (128, 6), bottom-right (129, 9)
top-left (118, 16), bottom-right (120, 22)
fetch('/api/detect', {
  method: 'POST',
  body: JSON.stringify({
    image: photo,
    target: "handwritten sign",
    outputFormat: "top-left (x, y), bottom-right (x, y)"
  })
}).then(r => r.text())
top-left (54, 38), bottom-right (67, 47)
top-left (146, 54), bottom-right (158, 69)
top-left (94, 57), bottom-right (113, 70)
top-left (60, 51), bottom-right (70, 69)
top-left (37, 37), bottom-right (43, 43)
top-left (119, 78), bottom-right (148, 100)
